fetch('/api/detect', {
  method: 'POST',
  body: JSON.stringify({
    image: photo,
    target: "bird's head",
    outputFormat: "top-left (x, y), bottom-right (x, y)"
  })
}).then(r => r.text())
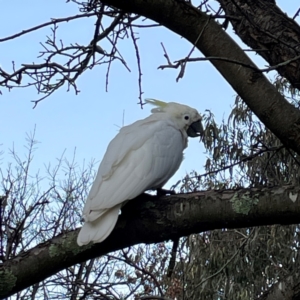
top-left (145, 98), bottom-right (204, 138)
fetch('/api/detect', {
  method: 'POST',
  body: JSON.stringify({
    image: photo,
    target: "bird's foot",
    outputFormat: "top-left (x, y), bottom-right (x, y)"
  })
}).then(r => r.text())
top-left (156, 188), bottom-right (176, 197)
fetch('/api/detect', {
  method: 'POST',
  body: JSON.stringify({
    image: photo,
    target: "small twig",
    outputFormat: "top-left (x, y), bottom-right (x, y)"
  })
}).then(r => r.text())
top-left (259, 55), bottom-right (300, 73)
top-left (293, 7), bottom-right (300, 20)
top-left (117, 250), bottom-right (165, 296)
top-left (130, 26), bottom-right (143, 107)
top-left (31, 88), bottom-right (58, 109)
top-left (160, 43), bottom-right (172, 65)
top-left (159, 17), bottom-right (211, 81)
top-left (159, 53), bottom-right (300, 76)
top-left (104, 19), bottom-right (131, 92)
top-left (129, 23), bottom-right (161, 28)
top-left (0, 13), bottom-right (97, 43)
top-left (177, 16), bottom-right (211, 81)
top-left (91, 4), bottom-right (104, 55)
top-left (286, 147), bottom-right (300, 167)
top-left (159, 56), bottom-right (258, 72)
top-left (197, 145), bottom-right (284, 180)
top-left (95, 13), bottom-right (124, 44)
top-left (167, 238), bottom-right (179, 278)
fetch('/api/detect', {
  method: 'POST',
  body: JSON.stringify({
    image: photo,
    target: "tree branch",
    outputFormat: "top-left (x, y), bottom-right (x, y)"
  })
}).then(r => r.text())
top-left (217, 0), bottom-right (300, 90)
top-left (0, 13), bottom-right (97, 43)
top-left (2, 186), bottom-right (300, 298)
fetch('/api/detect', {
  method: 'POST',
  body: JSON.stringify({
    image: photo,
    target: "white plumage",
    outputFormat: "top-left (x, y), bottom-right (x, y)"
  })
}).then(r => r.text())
top-left (77, 99), bottom-right (203, 246)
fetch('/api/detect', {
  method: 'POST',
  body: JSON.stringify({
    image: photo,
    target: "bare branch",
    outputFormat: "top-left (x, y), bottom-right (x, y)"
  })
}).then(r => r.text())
top-left (0, 13), bottom-right (97, 43)
top-left (293, 7), bottom-right (300, 20)
top-left (130, 26), bottom-right (143, 106)
top-left (0, 8), bottom-right (133, 106)
top-left (158, 52), bottom-right (259, 78)
top-left (167, 238), bottom-right (179, 278)
top-left (196, 145), bottom-right (284, 180)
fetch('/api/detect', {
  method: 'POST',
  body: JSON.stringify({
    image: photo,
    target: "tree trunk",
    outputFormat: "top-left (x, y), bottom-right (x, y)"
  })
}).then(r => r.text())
top-left (217, 0), bottom-right (300, 90)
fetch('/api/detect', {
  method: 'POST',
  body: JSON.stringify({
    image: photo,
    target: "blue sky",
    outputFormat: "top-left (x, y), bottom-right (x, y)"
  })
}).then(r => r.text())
top-left (0, 1), bottom-right (298, 189)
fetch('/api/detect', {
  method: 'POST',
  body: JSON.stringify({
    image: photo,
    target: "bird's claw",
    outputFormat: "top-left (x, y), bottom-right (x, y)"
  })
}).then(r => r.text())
top-left (156, 188), bottom-right (176, 197)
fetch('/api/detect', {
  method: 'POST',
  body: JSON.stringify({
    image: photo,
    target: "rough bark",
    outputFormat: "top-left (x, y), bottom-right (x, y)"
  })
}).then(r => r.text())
top-left (1, 186), bottom-right (300, 298)
top-left (217, 0), bottom-right (300, 90)
top-left (100, 0), bottom-right (300, 156)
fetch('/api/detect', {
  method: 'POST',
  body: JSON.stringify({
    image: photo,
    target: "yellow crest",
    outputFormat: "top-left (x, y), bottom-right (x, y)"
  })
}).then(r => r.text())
top-left (145, 98), bottom-right (168, 113)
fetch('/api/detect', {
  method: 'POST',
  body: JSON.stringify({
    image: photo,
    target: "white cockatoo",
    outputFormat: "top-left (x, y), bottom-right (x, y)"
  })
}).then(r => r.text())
top-left (77, 99), bottom-right (203, 246)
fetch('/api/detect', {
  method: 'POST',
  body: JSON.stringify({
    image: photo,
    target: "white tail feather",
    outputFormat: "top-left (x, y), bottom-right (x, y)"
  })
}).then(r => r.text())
top-left (77, 204), bottom-right (121, 246)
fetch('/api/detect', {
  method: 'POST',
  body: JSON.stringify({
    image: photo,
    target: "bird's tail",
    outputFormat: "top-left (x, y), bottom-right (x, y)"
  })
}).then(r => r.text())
top-left (77, 204), bottom-right (121, 246)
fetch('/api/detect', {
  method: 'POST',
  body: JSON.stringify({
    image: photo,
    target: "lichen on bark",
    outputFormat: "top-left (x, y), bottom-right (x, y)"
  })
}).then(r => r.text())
top-left (230, 192), bottom-right (259, 215)
top-left (49, 232), bottom-right (92, 257)
top-left (0, 269), bottom-right (17, 297)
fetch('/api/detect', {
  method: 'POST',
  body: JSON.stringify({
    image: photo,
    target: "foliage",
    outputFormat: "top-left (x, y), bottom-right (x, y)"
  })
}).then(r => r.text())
top-left (171, 76), bottom-right (300, 299)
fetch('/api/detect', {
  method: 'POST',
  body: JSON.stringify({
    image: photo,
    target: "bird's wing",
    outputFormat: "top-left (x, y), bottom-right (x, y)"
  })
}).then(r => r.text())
top-left (83, 118), bottom-right (184, 221)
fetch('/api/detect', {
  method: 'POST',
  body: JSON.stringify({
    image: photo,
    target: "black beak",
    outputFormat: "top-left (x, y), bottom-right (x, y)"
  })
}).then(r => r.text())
top-left (187, 120), bottom-right (204, 137)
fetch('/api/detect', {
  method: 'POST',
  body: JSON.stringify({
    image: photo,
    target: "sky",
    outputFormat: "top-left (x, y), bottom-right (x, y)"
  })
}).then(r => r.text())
top-left (0, 1), bottom-right (298, 190)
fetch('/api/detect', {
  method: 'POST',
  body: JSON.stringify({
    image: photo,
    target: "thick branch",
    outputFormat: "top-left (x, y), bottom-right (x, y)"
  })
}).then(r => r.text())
top-left (2, 186), bottom-right (300, 297)
top-left (217, 0), bottom-right (300, 90)
top-left (100, 0), bottom-right (300, 155)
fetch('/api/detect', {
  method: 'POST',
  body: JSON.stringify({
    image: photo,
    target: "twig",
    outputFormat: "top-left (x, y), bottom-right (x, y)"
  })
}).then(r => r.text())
top-left (130, 26), bottom-right (143, 107)
top-left (95, 13), bottom-right (124, 44)
top-left (259, 55), bottom-right (300, 73)
top-left (286, 147), bottom-right (300, 167)
top-left (292, 7), bottom-right (300, 20)
top-left (197, 145), bottom-right (284, 180)
top-left (0, 13), bottom-right (97, 43)
top-left (167, 238), bottom-right (179, 277)
top-left (159, 53), bottom-right (300, 75)
top-left (178, 17), bottom-right (211, 81)
top-left (159, 56), bottom-right (258, 72)
top-left (159, 17), bottom-right (212, 82)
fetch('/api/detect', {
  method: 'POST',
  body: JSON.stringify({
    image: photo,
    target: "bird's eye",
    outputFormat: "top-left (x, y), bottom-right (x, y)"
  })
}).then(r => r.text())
top-left (184, 115), bottom-right (189, 120)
